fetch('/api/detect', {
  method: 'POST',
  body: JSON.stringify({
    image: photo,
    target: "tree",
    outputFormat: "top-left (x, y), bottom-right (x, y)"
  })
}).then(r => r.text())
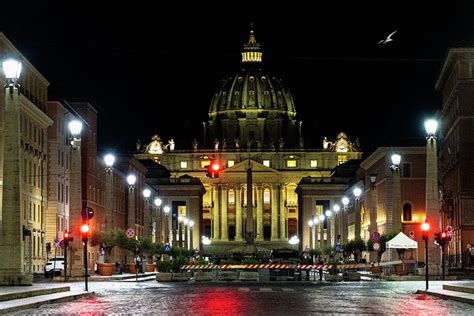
top-left (90, 229), bottom-right (122, 263)
top-left (344, 238), bottom-right (366, 262)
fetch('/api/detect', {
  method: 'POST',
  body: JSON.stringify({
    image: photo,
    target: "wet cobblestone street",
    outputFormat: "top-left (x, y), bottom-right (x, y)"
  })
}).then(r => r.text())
top-left (13, 281), bottom-right (474, 315)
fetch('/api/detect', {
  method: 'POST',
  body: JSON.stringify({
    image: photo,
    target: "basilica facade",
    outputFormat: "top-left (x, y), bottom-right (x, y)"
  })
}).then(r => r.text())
top-left (135, 29), bottom-right (362, 254)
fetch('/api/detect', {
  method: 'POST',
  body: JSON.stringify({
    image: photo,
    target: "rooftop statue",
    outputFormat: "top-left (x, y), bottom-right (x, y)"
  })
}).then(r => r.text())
top-left (146, 135), bottom-right (163, 154)
top-left (192, 138), bottom-right (198, 151)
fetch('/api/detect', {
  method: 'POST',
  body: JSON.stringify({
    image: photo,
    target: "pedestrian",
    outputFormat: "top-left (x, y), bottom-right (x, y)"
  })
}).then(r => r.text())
top-left (318, 259), bottom-right (324, 281)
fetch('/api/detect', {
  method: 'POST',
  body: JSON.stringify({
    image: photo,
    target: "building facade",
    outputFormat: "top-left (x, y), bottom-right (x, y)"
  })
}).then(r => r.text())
top-left (135, 29), bottom-right (362, 254)
top-left (0, 33), bottom-right (53, 285)
top-left (436, 48), bottom-right (474, 268)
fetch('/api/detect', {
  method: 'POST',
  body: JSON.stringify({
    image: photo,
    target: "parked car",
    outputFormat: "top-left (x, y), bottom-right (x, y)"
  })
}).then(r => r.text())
top-left (44, 256), bottom-right (65, 277)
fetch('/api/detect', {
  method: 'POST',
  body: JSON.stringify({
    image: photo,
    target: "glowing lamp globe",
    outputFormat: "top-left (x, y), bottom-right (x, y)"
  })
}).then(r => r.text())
top-left (3, 58), bottom-right (22, 80)
top-left (424, 119), bottom-right (438, 136)
top-left (143, 188), bottom-right (151, 198)
top-left (68, 120), bottom-right (83, 137)
top-left (319, 214), bottom-right (325, 221)
top-left (325, 210), bottom-right (332, 217)
top-left (333, 204), bottom-right (340, 213)
top-left (163, 205), bottom-right (171, 214)
top-left (126, 174), bottom-right (136, 186)
top-left (308, 220), bottom-right (314, 227)
top-left (342, 196), bottom-right (349, 207)
top-left (391, 154), bottom-right (401, 166)
top-left (189, 220), bottom-right (195, 228)
top-left (104, 154), bottom-right (115, 167)
top-left (353, 187), bottom-right (362, 198)
top-left (154, 198), bottom-right (162, 207)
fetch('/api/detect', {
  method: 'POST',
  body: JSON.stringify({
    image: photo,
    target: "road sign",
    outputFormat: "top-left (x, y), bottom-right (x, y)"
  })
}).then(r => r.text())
top-left (409, 231), bottom-right (415, 239)
top-left (372, 241), bottom-right (381, 252)
top-left (335, 243), bottom-right (341, 252)
top-left (126, 228), bottom-right (135, 238)
top-left (81, 207), bottom-right (94, 220)
top-left (372, 231), bottom-right (381, 242)
top-left (164, 243), bottom-right (171, 253)
top-left (59, 239), bottom-right (65, 249)
top-left (54, 238), bottom-right (60, 247)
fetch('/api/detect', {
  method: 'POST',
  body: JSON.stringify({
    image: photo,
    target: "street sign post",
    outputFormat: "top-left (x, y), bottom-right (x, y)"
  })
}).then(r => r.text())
top-left (164, 243), bottom-right (171, 253)
top-left (409, 231), bottom-right (415, 239)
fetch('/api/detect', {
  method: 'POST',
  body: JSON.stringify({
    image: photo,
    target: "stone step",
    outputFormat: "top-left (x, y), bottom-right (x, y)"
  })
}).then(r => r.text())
top-left (421, 288), bottom-right (474, 305)
top-left (0, 285), bottom-right (70, 302)
top-left (0, 290), bottom-right (90, 314)
top-left (443, 284), bottom-right (474, 294)
top-left (120, 275), bottom-right (156, 282)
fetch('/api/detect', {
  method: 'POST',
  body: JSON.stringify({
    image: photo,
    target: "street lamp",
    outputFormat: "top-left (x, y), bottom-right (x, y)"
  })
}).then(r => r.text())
top-left (188, 220), bottom-right (195, 251)
top-left (424, 118), bottom-right (440, 275)
top-left (369, 173), bottom-right (377, 189)
top-left (390, 153), bottom-right (401, 172)
top-left (183, 217), bottom-right (189, 250)
top-left (163, 205), bottom-right (170, 243)
top-left (353, 187), bottom-right (362, 199)
top-left (288, 235), bottom-right (300, 250)
top-left (104, 154), bottom-right (115, 173)
top-left (154, 198), bottom-right (162, 207)
top-left (3, 58), bottom-right (22, 95)
top-left (142, 188), bottom-right (151, 201)
top-left (127, 174), bottom-right (136, 189)
top-left (68, 120), bottom-right (83, 149)
top-left (342, 197), bottom-right (349, 208)
top-left (308, 219), bottom-right (314, 249)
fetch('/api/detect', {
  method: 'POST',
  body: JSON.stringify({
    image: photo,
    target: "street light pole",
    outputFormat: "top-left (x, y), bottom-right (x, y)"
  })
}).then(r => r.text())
top-left (163, 206), bottom-right (170, 243)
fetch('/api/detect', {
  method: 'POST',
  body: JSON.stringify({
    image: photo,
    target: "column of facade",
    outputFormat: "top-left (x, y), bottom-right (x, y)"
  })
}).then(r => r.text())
top-left (235, 186), bottom-right (243, 241)
top-left (189, 196), bottom-right (201, 251)
top-left (212, 185), bottom-right (220, 240)
top-left (279, 184), bottom-right (286, 240)
top-left (221, 185), bottom-right (228, 241)
top-left (256, 185), bottom-right (263, 241)
top-left (271, 185), bottom-right (278, 241)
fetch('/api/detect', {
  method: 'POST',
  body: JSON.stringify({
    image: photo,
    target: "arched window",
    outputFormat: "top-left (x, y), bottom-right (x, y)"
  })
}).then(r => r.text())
top-left (403, 203), bottom-right (412, 221)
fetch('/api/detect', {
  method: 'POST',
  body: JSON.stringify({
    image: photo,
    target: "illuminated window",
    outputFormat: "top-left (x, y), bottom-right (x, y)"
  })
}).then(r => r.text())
top-left (310, 160), bottom-right (318, 168)
top-left (201, 160), bottom-right (210, 168)
top-left (286, 160), bottom-right (297, 168)
top-left (228, 160), bottom-right (235, 167)
top-left (337, 155), bottom-right (347, 165)
top-left (263, 189), bottom-right (270, 204)
top-left (228, 189), bottom-right (235, 204)
top-left (180, 161), bottom-right (188, 169)
top-left (263, 160), bottom-right (270, 167)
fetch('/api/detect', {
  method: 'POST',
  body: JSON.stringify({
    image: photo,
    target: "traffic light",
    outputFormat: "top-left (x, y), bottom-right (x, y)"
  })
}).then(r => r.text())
top-left (80, 224), bottom-right (90, 243)
top-left (63, 231), bottom-right (73, 246)
top-left (438, 231), bottom-right (451, 247)
top-left (421, 222), bottom-right (430, 241)
top-left (205, 160), bottom-right (223, 179)
top-left (434, 232), bottom-right (440, 245)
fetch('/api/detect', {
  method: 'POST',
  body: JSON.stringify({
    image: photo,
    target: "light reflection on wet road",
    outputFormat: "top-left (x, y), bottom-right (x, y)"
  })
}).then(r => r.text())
top-left (14, 281), bottom-right (473, 315)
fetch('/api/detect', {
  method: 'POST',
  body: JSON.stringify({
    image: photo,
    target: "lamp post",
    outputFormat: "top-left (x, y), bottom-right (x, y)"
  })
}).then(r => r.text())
top-left (189, 220), bottom-right (195, 251)
top-left (333, 204), bottom-right (340, 246)
top-left (202, 236), bottom-right (211, 257)
top-left (325, 210), bottom-right (332, 247)
top-left (0, 59), bottom-right (32, 285)
top-left (319, 214), bottom-right (326, 248)
top-left (68, 118), bottom-right (84, 277)
top-left (154, 198), bottom-right (162, 243)
top-left (183, 217), bottom-right (189, 250)
top-left (178, 216), bottom-right (184, 248)
top-left (425, 118), bottom-right (441, 275)
top-left (127, 174), bottom-right (137, 234)
top-left (368, 173), bottom-right (378, 262)
top-left (288, 235), bottom-right (300, 251)
top-left (353, 187), bottom-right (362, 240)
top-left (308, 219), bottom-right (314, 250)
top-left (163, 205), bottom-right (170, 243)
top-left (390, 153), bottom-right (402, 234)
top-left (143, 189), bottom-right (152, 239)
top-left (104, 154), bottom-right (115, 231)
top-left (341, 196), bottom-right (349, 243)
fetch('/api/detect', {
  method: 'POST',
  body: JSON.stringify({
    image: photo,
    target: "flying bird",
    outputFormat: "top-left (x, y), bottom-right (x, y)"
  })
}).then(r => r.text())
top-left (378, 30), bottom-right (398, 45)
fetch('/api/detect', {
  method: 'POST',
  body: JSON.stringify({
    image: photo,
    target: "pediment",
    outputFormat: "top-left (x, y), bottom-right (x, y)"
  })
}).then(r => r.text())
top-left (222, 159), bottom-right (278, 173)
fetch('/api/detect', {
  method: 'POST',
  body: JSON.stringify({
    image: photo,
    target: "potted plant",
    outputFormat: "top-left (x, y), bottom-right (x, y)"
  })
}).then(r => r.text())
top-left (156, 260), bottom-right (172, 282)
top-left (90, 230), bottom-right (122, 276)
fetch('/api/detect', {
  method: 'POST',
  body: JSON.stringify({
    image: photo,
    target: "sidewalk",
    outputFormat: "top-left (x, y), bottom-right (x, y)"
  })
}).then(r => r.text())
top-left (419, 282), bottom-right (474, 305)
top-left (0, 284), bottom-right (90, 314)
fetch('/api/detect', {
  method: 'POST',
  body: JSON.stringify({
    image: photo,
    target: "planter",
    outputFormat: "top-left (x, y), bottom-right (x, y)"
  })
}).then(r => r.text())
top-left (156, 272), bottom-right (173, 282)
top-left (97, 263), bottom-right (115, 276)
top-left (343, 272), bottom-right (361, 281)
top-left (325, 274), bottom-right (343, 282)
top-left (128, 263), bottom-right (139, 274)
top-left (146, 263), bottom-right (156, 272)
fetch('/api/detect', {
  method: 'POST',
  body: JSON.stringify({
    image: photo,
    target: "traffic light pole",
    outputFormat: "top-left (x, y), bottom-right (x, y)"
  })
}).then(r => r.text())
top-left (425, 238), bottom-right (429, 290)
top-left (84, 239), bottom-right (88, 291)
top-left (64, 243), bottom-right (68, 282)
top-left (442, 244), bottom-right (445, 281)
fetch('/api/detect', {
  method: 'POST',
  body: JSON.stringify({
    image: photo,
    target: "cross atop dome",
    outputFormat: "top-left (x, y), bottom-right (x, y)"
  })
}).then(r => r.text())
top-left (242, 23), bottom-right (262, 63)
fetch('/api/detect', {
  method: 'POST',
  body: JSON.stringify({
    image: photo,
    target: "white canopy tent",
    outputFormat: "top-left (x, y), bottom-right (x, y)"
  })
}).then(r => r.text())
top-left (386, 232), bottom-right (418, 249)
top-left (385, 232), bottom-right (418, 271)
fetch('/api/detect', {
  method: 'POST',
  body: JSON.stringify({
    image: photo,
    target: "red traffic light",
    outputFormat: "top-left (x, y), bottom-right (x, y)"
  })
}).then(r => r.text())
top-left (421, 222), bottom-right (430, 231)
top-left (212, 162), bottom-right (221, 171)
top-left (441, 232), bottom-right (447, 239)
top-left (80, 224), bottom-right (90, 234)
top-left (206, 160), bottom-right (223, 179)
top-left (64, 231), bottom-right (70, 239)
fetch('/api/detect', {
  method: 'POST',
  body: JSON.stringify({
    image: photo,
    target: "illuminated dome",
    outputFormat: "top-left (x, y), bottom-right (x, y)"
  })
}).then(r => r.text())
top-left (204, 27), bottom-right (302, 150)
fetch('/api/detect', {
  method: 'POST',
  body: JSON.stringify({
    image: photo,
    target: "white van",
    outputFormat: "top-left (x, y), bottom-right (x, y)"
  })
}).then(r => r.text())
top-left (44, 256), bottom-right (65, 277)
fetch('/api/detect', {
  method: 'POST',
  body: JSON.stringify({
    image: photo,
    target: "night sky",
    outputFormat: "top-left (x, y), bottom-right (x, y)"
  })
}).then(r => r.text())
top-left (1, 1), bottom-right (474, 157)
